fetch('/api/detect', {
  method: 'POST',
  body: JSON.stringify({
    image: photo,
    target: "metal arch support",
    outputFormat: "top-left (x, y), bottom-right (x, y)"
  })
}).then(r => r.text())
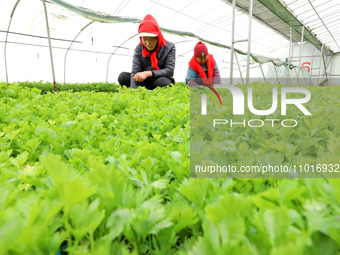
top-left (246, 0), bottom-right (253, 84)
top-left (64, 21), bottom-right (95, 84)
top-left (42, 0), bottom-right (57, 92)
top-left (321, 46), bottom-right (329, 82)
top-left (259, 63), bottom-right (266, 83)
top-left (317, 45), bottom-right (323, 85)
top-left (230, 0), bottom-right (253, 85)
top-left (106, 33), bottom-right (138, 83)
top-left (293, 68), bottom-right (299, 85)
top-left (234, 52), bottom-right (244, 84)
top-left (310, 43), bottom-right (315, 86)
top-left (230, 0), bottom-right (236, 85)
top-left (4, 0), bottom-right (21, 83)
top-left (273, 64), bottom-right (280, 84)
top-left (302, 67), bottom-right (309, 86)
top-left (286, 65), bottom-right (292, 86)
top-left (289, 27), bottom-right (293, 65)
top-left (297, 26), bottom-right (305, 85)
top-left (287, 26), bottom-right (293, 85)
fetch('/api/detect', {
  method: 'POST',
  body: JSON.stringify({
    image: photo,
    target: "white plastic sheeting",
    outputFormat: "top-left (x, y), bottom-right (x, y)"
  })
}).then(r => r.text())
top-left (279, 0), bottom-right (340, 54)
top-left (1, 0), bottom-right (301, 83)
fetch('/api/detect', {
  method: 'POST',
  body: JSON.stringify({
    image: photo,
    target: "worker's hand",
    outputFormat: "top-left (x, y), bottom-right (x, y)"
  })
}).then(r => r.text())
top-left (133, 71), bottom-right (150, 82)
top-left (188, 80), bottom-right (198, 87)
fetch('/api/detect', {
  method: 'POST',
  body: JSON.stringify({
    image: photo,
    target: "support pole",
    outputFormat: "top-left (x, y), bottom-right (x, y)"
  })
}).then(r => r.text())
top-left (274, 65), bottom-right (280, 84)
top-left (289, 27), bottom-right (293, 64)
top-left (4, 0), bottom-right (21, 83)
top-left (106, 34), bottom-right (137, 82)
top-left (42, 0), bottom-right (57, 92)
top-left (259, 63), bottom-right (266, 83)
top-left (286, 64), bottom-right (291, 85)
top-left (294, 68), bottom-right (299, 85)
top-left (246, 0), bottom-right (253, 84)
top-left (310, 44), bottom-right (315, 85)
top-left (229, 0), bottom-right (236, 85)
top-left (285, 64), bottom-right (292, 86)
top-left (321, 46), bottom-right (328, 82)
top-left (303, 70), bottom-right (309, 86)
top-left (317, 45), bottom-right (323, 85)
top-left (234, 52), bottom-right (244, 84)
top-left (287, 26), bottom-right (293, 85)
top-left (64, 21), bottom-right (94, 84)
top-left (297, 26), bottom-right (304, 85)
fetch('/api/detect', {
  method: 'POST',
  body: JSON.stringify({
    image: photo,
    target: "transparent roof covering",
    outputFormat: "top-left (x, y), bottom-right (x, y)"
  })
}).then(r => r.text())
top-left (279, 0), bottom-right (340, 54)
top-left (1, 0), bottom-right (335, 83)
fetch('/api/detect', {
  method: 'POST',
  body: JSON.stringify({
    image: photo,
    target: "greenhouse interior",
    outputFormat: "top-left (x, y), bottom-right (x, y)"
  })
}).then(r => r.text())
top-left (1, 0), bottom-right (340, 254)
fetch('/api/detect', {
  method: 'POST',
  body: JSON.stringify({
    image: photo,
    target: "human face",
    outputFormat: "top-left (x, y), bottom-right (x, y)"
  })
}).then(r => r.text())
top-left (142, 36), bottom-right (158, 51)
top-left (196, 55), bottom-right (208, 65)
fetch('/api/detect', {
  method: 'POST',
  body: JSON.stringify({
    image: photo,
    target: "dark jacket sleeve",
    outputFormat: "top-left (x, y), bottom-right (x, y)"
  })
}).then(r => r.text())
top-left (130, 45), bottom-right (143, 89)
top-left (152, 42), bottom-right (176, 79)
top-left (185, 67), bottom-right (197, 84)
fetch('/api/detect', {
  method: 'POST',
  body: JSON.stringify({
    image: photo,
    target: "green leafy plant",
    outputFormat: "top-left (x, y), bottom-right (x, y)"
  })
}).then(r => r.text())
top-left (0, 82), bottom-right (340, 254)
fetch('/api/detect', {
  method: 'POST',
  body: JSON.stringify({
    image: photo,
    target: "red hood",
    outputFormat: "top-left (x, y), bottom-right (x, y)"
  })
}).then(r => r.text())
top-left (138, 14), bottom-right (166, 52)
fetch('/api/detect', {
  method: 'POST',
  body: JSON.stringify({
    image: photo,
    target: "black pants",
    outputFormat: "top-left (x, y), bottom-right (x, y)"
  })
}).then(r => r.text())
top-left (118, 72), bottom-right (173, 90)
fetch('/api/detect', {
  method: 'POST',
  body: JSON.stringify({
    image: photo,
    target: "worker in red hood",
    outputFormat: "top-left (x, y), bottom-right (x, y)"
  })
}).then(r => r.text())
top-left (118, 14), bottom-right (176, 89)
top-left (186, 41), bottom-right (220, 87)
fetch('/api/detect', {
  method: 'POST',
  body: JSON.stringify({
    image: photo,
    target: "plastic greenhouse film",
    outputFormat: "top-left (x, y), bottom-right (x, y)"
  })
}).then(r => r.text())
top-left (47, 0), bottom-right (299, 70)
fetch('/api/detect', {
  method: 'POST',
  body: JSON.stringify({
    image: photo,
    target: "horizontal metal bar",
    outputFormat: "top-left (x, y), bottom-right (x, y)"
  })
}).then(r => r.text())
top-left (290, 55), bottom-right (323, 58)
top-left (0, 40), bottom-right (132, 56)
top-left (233, 39), bottom-right (249, 43)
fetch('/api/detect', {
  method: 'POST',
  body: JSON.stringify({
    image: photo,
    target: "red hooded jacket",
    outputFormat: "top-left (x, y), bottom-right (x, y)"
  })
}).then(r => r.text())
top-left (189, 54), bottom-right (216, 86)
top-left (138, 15), bottom-right (167, 70)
